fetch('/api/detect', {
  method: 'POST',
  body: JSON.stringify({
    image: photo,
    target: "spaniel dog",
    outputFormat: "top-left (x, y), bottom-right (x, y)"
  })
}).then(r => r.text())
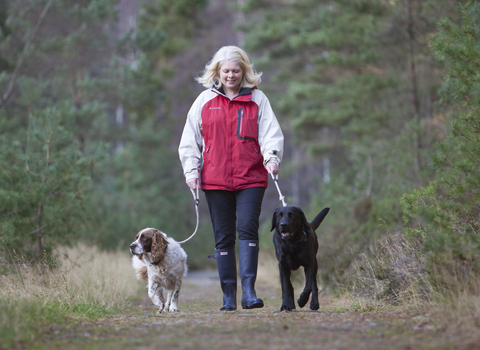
top-left (271, 206), bottom-right (329, 311)
top-left (129, 228), bottom-right (188, 313)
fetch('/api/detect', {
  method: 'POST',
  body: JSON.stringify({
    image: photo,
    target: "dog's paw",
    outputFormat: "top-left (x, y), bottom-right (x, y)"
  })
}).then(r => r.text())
top-left (280, 302), bottom-right (296, 312)
top-left (169, 307), bottom-right (180, 312)
top-left (309, 301), bottom-right (320, 311)
top-left (297, 292), bottom-right (310, 308)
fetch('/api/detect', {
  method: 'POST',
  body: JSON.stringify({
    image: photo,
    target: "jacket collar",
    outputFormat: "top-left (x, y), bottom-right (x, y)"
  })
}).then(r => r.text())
top-left (212, 85), bottom-right (255, 102)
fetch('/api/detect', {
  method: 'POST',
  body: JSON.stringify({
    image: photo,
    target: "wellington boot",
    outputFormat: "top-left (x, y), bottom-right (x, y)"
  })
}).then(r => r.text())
top-left (215, 248), bottom-right (237, 311)
top-left (239, 240), bottom-right (264, 309)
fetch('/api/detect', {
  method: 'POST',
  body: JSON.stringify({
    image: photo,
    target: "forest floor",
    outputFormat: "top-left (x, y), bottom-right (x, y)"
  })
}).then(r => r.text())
top-left (31, 270), bottom-right (479, 350)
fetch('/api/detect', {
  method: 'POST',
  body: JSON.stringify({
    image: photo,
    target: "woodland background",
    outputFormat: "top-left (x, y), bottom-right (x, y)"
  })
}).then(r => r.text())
top-left (1, 0), bottom-right (479, 298)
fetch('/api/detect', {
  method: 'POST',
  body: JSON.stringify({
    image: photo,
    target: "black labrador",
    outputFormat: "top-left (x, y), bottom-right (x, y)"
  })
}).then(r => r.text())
top-left (271, 206), bottom-right (330, 311)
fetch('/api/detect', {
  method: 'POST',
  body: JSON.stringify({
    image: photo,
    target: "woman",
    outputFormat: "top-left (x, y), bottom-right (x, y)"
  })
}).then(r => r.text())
top-left (178, 46), bottom-right (284, 311)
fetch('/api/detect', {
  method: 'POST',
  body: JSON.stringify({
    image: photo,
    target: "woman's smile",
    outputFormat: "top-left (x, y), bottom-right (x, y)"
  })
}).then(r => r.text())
top-left (220, 60), bottom-right (243, 97)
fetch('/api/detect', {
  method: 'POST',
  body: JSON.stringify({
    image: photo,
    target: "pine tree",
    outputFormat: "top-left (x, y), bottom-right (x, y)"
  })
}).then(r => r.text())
top-left (87, 0), bottom-right (211, 251)
top-left (0, 0), bottom-right (211, 260)
top-left (0, 0), bottom-right (117, 259)
top-left (240, 0), bottom-right (461, 282)
top-left (0, 108), bottom-right (102, 259)
top-left (401, 1), bottom-right (480, 260)
top-left (240, 0), bottom-right (455, 221)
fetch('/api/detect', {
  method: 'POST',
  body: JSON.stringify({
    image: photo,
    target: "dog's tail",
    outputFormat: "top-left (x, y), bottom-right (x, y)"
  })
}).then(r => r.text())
top-left (310, 207), bottom-right (330, 231)
top-left (131, 255), bottom-right (148, 282)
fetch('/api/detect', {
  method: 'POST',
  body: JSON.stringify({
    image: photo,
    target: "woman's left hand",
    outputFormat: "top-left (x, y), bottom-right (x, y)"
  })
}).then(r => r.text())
top-left (266, 162), bottom-right (279, 174)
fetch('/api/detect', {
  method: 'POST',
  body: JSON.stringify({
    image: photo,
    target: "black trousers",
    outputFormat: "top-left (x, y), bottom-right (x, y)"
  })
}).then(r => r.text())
top-left (204, 187), bottom-right (265, 250)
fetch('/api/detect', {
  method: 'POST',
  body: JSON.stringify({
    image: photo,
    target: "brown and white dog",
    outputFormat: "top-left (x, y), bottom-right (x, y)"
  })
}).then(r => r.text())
top-left (129, 228), bottom-right (188, 313)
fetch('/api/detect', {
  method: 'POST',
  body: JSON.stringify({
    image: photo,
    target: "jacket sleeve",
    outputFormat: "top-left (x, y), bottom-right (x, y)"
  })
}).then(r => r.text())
top-left (255, 90), bottom-right (284, 167)
top-left (178, 93), bottom-right (204, 181)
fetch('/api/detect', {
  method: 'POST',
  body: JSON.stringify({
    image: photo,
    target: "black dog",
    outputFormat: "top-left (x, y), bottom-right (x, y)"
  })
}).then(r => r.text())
top-left (271, 206), bottom-right (330, 311)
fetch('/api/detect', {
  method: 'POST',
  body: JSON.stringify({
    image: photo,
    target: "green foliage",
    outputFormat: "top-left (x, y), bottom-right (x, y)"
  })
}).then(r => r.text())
top-left (0, 0), bottom-right (210, 262)
top-left (242, 0), bottom-right (451, 220)
top-left (401, 181), bottom-right (479, 260)
top-left (242, 0), bottom-right (461, 286)
top-left (0, 0), bottom-right (117, 259)
top-left (86, 0), bottom-right (212, 254)
top-left (136, 0), bottom-right (207, 57)
top-left (88, 120), bottom-right (192, 247)
top-left (0, 108), bottom-right (101, 258)
top-left (401, 1), bottom-right (480, 261)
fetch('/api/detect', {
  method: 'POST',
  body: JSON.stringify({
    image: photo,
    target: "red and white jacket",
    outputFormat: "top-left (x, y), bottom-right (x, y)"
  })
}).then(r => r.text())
top-left (178, 86), bottom-right (284, 191)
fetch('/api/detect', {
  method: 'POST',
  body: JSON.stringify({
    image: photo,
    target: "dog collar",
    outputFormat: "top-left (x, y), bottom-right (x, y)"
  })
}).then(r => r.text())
top-left (151, 259), bottom-right (162, 266)
top-left (150, 245), bottom-right (168, 265)
top-left (294, 231), bottom-right (308, 243)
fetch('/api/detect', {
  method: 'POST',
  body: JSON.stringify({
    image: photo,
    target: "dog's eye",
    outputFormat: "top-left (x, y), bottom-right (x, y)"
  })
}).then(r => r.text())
top-left (288, 212), bottom-right (294, 218)
top-left (278, 213), bottom-right (283, 218)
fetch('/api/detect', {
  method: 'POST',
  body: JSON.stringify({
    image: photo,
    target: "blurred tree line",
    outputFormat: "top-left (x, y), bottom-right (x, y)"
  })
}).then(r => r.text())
top-left (0, 0), bottom-right (210, 265)
top-left (239, 0), bottom-right (474, 282)
top-left (1, 0), bottom-right (478, 280)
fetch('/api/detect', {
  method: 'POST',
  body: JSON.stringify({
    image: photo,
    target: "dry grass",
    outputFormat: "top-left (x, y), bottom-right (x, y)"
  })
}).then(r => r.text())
top-left (433, 294), bottom-right (480, 332)
top-left (341, 233), bottom-right (433, 309)
top-left (258, 250), bottom-right (281, 288)
top-left (0, 244), bottom-right (142, 348)
top-left (339, 232), bottom-right (480, 337)
top-left (2, 238), bottom-right (479, 349)
top-left (427, 257), bottom-right (480, 333)
top-left (0, 244), bottom-right (140, 308)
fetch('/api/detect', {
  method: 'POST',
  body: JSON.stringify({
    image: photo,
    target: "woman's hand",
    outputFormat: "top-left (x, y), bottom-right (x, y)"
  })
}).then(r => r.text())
top-left (186, 178), bottom-right (199, 190)
top-left (266, 162), bottom-right (279, 174)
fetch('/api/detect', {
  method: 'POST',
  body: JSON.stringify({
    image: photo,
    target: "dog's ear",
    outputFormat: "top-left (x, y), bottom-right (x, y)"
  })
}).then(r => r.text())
top-left (297, 207), bottom-right (311, 233)
top-left (271, 208), bottom-right (278, 231)
top-left (151, 230), bottom-right (169, 262)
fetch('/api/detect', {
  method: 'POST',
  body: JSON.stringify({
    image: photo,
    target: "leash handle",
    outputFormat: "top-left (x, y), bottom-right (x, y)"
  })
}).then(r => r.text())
top-left (191, 186), bottom-right (200, 205)
top-left (270, 173), bottom-right (287, 207)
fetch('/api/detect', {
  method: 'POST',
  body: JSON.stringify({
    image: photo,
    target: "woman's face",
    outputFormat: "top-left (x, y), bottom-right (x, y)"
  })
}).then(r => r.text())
top-left (219, 60), bottom-right (243, 94)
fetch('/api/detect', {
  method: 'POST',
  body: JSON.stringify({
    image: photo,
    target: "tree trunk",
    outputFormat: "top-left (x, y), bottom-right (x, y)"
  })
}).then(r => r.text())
top-left (406, 0), bottom-right (421, 181)
top-left (116, 0), bottom-right (139, 152)
top-left (36, 202), bottom-right (43, 258)
top-left (236, 0), bottom-right (245, 47)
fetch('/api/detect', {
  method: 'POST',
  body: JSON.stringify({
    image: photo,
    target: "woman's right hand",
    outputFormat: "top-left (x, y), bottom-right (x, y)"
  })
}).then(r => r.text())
top-left (186, 178), bottom-right (199, 190)
top-left (266, 162), bottom-right (279, 174)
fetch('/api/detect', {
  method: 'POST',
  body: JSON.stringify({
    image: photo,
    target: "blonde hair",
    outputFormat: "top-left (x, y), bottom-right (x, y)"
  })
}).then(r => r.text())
top-left (196, 46), bottom-right (262, 89)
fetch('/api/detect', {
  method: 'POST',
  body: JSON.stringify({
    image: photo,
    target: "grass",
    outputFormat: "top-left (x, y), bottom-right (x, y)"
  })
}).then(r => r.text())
top-left (343, 233), bottom-right (433, 308)
top-left (1, 236), bottom-right (480, 349)
top-left (0, 244), bottom-right (142, 349)
top-left (340, 232), bottom-right (480, 333)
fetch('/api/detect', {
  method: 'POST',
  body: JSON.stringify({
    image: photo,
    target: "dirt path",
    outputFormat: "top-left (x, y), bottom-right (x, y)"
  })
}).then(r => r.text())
top-left (38, 270), bottom-right (477, 350)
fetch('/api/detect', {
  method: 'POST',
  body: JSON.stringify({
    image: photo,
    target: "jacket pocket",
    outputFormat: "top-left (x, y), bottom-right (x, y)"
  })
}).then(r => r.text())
top-left (237, 107), bottom-right (257, 141)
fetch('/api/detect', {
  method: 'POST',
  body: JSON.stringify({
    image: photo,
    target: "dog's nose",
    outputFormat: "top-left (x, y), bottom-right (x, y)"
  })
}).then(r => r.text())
top-left (130, 243), bottom-right (136, 249)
